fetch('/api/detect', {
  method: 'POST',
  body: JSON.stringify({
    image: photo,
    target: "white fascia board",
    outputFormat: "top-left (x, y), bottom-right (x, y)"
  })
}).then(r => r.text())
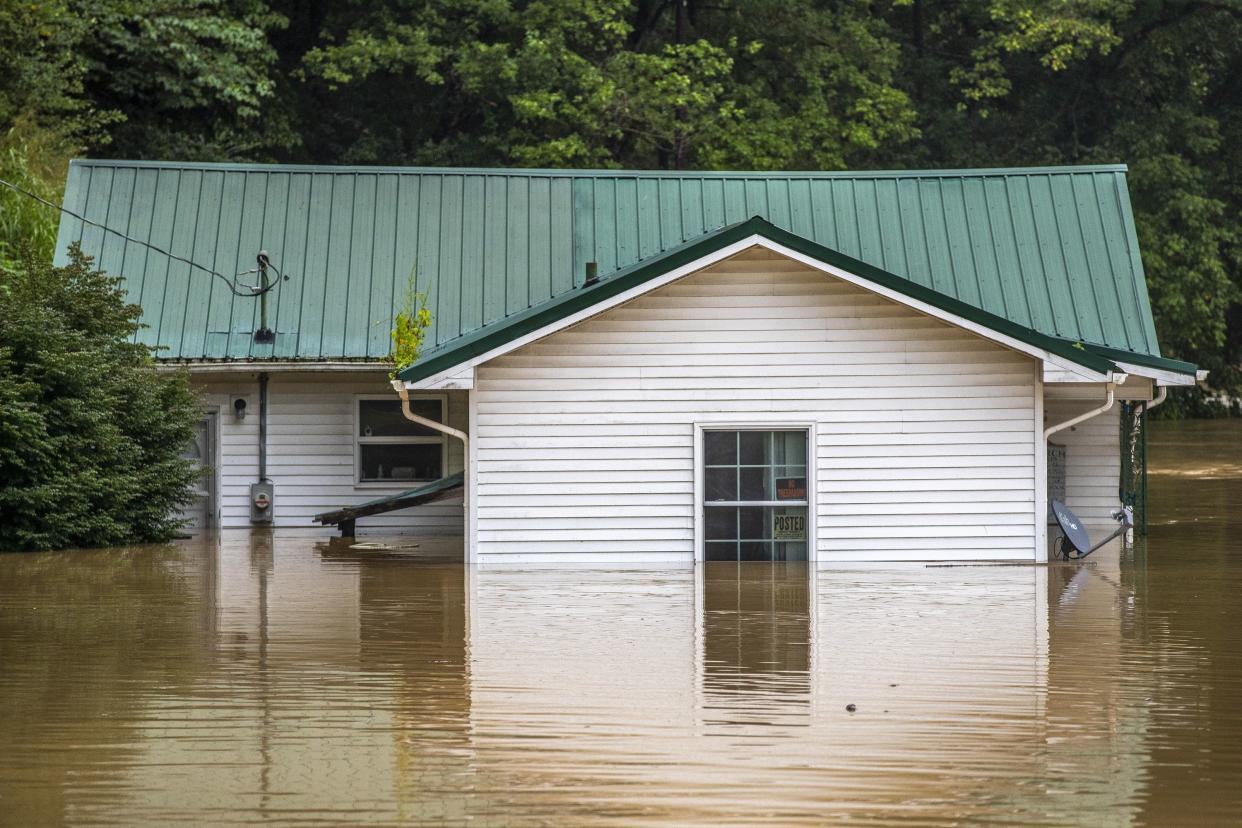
top-left (1043, 365), bottom-right (1114, 384)
top-left (406, 233), bottom-right (1113, 387)
top-left (1112, 361), bottom-right (1197, 387)
top-left (1119, 361), bottom-right (1195, 386)
top-left (417, 366), bottom-right (475, 390)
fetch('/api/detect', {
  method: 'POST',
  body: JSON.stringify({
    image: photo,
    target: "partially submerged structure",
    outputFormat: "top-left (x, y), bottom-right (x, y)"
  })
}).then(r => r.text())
top-left (56, 161), bottom-right (1199, 562)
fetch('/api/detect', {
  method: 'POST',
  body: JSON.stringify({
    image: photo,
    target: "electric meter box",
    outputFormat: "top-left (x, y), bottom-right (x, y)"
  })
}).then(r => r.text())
top-left (250, 481), bottom-right (274, 523)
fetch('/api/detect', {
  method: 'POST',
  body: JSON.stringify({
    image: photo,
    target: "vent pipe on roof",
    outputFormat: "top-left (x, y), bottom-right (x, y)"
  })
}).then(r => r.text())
top-left (582, 261), bottom-right (599, 287)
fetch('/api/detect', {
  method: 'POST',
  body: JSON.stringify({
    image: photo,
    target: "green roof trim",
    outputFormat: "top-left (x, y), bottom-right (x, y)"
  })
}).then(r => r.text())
top-left (1079, 343), bottom-right (1197, 376)
top-left (400, 216), bottom-right (1118, 381)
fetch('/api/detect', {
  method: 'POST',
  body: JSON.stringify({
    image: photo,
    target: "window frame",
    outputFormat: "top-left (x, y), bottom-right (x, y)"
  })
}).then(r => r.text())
top-left (693, 422), bottom-right (817, 564)
top-left (353, 393), bottom-right (448, 489)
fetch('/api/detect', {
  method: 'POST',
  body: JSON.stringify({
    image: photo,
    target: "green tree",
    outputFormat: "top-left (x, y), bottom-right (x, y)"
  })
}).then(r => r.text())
top-left (0, 245), bottom-right (202, 551)
top-left (886, 0), bottom-right (1241, 411)
top-left (75, 0), bottom-right (293, 160)
top-left (282, 0), bottom-right (918, 169)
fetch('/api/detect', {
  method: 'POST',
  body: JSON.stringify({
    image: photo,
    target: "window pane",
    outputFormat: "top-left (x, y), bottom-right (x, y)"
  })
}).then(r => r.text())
top-left (773, 541), bottom-right (808, 563)
top-left (359, 443), bottom-right (442, 482)
top-left (772, 431), bottom-right (806, 465)
top-left (705, 467), bottom-right (737, 501)
top-left (705, 507), bottom-right (737, 540)
top-left (359, 398), bottom-right (442, 437)
top-left (738, 506), bottom-right (766, 539)
top-left (739, 542), bottom-right (770, 561)
top-left (704, 431), bottom-right (736, 465)
top-left (738, 467), bottom-right (769, 501)
top-left (739, 431), bottom-right (767, 465)
top-left (705, 542), bottom-right (739, 562)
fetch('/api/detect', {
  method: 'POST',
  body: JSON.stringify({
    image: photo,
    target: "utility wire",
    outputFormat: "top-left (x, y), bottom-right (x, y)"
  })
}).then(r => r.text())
top-left (0, 176), bottom-right (280, 297)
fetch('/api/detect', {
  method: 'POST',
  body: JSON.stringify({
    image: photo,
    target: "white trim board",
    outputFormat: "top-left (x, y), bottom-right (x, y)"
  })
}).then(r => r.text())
top-left (406, 236), bottom-right (1117, 390)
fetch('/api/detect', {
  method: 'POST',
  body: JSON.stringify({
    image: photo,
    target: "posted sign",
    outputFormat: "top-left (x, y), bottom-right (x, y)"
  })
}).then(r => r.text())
top-left (772, 513), bottom-right (806, 541)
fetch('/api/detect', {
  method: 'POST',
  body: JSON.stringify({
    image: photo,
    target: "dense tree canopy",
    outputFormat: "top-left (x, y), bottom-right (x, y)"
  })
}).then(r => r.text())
top-left (0, 246), bottom-right (202, 550)
top-left (0, 0), bottom-right (1238, 411)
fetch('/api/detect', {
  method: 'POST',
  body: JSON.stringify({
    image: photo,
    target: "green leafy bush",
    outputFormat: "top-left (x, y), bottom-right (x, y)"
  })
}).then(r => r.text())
top-left (389, 278), bottom-right (432, 380)
top-left (0, 245), bottom-right (202, 551)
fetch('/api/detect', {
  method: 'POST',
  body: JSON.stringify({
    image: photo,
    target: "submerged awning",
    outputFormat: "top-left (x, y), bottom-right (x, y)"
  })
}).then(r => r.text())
top-left (313, 472), bottom-right (465, 530)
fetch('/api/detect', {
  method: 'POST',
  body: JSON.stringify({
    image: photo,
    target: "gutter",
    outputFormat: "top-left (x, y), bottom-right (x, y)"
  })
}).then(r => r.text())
top-left (163, 361), bottom-right (389, 374)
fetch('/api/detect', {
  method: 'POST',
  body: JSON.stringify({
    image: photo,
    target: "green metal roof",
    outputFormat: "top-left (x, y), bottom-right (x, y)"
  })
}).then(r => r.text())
top-left (54, 159), bottom-right (1163, 362)
top-left (400, 216), bottom-right (1122, 382)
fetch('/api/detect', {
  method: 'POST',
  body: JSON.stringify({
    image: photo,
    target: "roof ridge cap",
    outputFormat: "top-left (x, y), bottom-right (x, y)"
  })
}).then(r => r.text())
top-left (67, 158), bottom-right (1130, 178)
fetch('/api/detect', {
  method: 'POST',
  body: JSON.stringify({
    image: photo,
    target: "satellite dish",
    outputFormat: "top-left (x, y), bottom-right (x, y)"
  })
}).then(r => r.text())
top-left (1051, 499), bottom-right (1133, 560)
top-left (1051, 500), bottom-right (1092, 556)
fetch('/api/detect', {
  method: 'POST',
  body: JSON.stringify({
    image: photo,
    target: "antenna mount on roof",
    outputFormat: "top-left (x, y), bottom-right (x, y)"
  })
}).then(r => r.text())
top-left (253, 249), bottom-right (276, 343)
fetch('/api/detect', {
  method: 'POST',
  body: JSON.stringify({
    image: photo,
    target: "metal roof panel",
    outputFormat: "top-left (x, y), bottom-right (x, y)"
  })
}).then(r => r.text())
top-left (55, 160), bottom-right (1164, 362)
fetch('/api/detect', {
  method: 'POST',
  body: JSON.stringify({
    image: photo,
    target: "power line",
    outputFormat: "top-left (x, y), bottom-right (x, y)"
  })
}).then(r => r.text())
top-left (0, 176), bottom-right (281, 298)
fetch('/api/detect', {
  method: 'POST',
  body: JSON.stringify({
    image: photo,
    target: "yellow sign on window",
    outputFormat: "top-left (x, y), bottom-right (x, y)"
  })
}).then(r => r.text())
top-left (773, 513), bottom-right (806, 541)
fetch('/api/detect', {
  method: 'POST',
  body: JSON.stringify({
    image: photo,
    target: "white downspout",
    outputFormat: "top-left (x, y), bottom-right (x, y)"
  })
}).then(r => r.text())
top-left (391, 379), bottom-right (469, 547)
top-left (1044, 381), bottom-right (1120, 441)
top-left (390, 378), bottom-right (469, 446)
top-left (1146, 385), bottom-right (1168, 412)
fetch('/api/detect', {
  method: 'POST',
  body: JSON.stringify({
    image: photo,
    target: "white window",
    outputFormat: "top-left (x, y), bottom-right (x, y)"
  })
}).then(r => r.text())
top-left (702, 429), bottom-right (809, 562)
top-left (354, 395), bottom-right (446, 486)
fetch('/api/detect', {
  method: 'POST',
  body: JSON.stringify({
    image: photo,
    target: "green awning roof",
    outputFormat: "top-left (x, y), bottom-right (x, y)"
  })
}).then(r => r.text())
top-left (313, 471), bottom-right (465, 526)
top-left (55, 161), bottom-right (1166, 364)
top-left (399, 216), bottom-right (1126, 381)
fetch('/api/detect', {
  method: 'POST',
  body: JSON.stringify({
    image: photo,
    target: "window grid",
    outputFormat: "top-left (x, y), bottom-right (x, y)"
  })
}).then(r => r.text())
top-left (355, 395), bottom-right (447, 486)
top-left (703, 430), bottom-right (809, 562)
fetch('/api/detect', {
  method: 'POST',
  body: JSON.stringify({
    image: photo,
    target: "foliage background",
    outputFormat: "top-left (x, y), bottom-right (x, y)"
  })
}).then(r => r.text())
top-left (0, 0), bottom-right (1238, 413)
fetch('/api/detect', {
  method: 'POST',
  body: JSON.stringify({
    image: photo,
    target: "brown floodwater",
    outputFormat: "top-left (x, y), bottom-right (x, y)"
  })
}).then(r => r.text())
top-left (1, 420), bottom-right (1239, 826)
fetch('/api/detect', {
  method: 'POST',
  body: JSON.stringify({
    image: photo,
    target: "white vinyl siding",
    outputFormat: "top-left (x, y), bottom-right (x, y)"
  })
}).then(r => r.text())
top-left (1044, 384), bottom-right (1121, 529)
top-left (194, 372), bottom-right (465, 533)
top-left (472, 247), bottom-right (1039, 562)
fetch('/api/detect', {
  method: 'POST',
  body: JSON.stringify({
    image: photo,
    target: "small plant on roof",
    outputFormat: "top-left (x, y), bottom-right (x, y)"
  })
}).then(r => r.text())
top-left (389, 273), bottom-right (432, 380)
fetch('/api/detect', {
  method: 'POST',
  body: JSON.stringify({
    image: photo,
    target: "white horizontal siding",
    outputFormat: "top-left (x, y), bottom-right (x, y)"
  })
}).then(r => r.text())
top-left (472, 247), bottom-right (1038, 562)
top-left (1044, 384), bottom-right (1121, 528)
top-left (195, 372), bottom-right (465, 533)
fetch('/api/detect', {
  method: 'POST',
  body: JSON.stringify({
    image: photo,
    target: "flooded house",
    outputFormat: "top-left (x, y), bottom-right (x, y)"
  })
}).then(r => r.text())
top-left (55, 161), bottom-right (1199, 563)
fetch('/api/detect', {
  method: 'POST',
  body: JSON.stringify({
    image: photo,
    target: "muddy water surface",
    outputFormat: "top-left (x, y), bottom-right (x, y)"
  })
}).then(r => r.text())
top-left (1, 421), bottom-right (1240, 826)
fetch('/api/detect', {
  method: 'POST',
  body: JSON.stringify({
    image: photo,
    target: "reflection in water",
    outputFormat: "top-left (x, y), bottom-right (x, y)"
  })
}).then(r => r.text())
top-left (701, 563), bottom-right (811, 732)
top-left (0, 420), bottom-right (1240, 825)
